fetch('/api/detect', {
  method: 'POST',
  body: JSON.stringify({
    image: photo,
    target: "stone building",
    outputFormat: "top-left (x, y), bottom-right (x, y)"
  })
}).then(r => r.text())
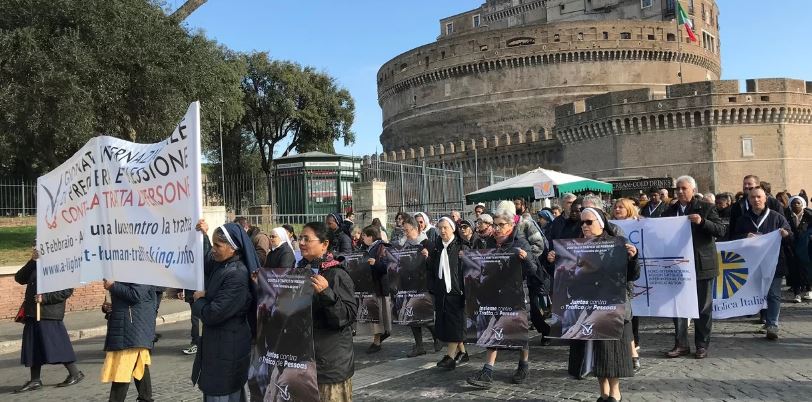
top-left (554, 78), bottom-right (812, 193)
top-left (377, 0), bottom-right (721, 174)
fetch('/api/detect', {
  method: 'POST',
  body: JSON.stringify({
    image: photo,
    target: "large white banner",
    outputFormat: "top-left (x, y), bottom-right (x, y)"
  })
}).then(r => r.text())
top-left (712, 230), bottom-right (781, 319)
top-left (36, 102), bottom-right (204, 293)
top-left (612, 217), bottom-right (699, 318)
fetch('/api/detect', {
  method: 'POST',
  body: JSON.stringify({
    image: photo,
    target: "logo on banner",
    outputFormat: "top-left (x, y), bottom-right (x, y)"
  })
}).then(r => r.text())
top-left (580, 323), bottom-right (595, 336)
top-left (357, 304), bottom-right (369, 321)
top-left (714, 251), bottom-right (748, 299)
top-left (274, 383), bottom-right (291, 401)
top-left (492, 327), bottom-right (504, 341)
top-left (404, 306), bottom-right (414, 319)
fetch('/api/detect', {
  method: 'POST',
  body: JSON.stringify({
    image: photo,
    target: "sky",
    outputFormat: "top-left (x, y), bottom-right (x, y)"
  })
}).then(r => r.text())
top-left (180, 0), bottom-right (810, 157)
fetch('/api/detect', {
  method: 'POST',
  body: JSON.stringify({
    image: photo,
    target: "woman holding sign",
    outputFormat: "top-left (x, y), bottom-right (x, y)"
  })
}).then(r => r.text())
top-left (401, 215), bottom-right (442, 357)
top-left (548, 207), bottom-right (640, 402)
top-left (362, 225), bottom-right (394, 353)
top-left (297, 221), bottom-right (358, 401)
top-left (191, 221), bottom-right (257, 402)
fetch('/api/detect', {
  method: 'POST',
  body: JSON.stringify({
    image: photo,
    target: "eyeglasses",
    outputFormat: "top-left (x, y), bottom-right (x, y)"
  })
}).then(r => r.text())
top-left (298, 236), bottom-right (322, 243)
top-left (581, 220), bottom-right (594, 226)
top-left (493, 222), bottom-right (512, 229)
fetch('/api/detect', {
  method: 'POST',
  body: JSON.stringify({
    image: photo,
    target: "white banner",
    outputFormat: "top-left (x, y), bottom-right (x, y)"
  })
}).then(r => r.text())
top-left (611, 217), bottom-right (699, 318)
top-left (712, 230), bottom-right (781, 319)
top-left (36, 102), bottom-right (204, 293)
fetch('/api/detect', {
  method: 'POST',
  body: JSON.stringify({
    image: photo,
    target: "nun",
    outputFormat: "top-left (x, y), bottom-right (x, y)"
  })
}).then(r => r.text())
top-left (265, 227), bottom-right (297, 269)
top-left (191, 220), bottom-right (258, 402)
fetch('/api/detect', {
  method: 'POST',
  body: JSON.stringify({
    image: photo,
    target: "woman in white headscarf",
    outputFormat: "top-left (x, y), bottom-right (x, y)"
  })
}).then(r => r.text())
top-left (427, 216), bottom-right (468, 370)
top-left (414, 212), bottom-right (438, 247)
top-left (264, 227), bottom-right (296, 269)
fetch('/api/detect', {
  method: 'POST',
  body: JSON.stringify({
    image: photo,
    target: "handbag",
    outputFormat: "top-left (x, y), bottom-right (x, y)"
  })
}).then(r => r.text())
top-left (14, 303), bottom-right (25, 324)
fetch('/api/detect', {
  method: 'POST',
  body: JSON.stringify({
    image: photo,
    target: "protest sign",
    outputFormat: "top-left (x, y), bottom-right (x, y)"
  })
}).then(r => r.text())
top-left (551, 238), bottom-right (627, 340)
top-left (340, 251), bottom-right (380, 324)
top-left (712, 230), bottom-right (782, 319)
top-left (462, 249), bottom-right (528, 349)
top-left (36, 102), bottom-right (203, 292)
top-left (390, 246), bottom-right (433, 325)
top-left (612, 217), bottom-right (699, 318)
top-left (251, 267), bottom-right (318, 402)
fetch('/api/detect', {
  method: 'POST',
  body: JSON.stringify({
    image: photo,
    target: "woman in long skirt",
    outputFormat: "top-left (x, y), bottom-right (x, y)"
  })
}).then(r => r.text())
top-left (13, 248), bottom-right (84, 393)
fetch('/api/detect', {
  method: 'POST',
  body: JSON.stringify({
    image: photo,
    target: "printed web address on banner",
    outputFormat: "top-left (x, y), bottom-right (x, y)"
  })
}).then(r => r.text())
top-left (40, 245), bottom-right (195, 276)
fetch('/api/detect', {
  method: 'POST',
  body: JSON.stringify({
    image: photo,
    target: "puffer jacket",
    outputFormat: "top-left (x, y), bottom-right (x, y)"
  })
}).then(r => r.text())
top-left (15, 259), bottom-right (74, 320)
top-left (299, 253), bottom-right (357, 385)
top-left (104, 282), bottom-right (156, 351)
top-left (192, 251), bottom-right (253, 396)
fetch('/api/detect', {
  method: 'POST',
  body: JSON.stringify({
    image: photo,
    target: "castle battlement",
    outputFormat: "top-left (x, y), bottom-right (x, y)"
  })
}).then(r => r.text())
top-left (555, 78), bottom-right (812, 144)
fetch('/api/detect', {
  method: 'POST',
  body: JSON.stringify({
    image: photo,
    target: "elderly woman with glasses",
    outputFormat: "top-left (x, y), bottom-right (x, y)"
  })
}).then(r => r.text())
top-left (466, 203), bottom-right (539, 389)
top-left (547, 207), bottom-right (640, 402)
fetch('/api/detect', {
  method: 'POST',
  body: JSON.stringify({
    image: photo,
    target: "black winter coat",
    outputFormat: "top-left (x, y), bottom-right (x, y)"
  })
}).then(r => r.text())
top-left (641, 201), bottom-right (666, 218)
top-left (265, 242), bottom-right (296, 269)
top-left (15, 259), bottom-right (74, 321)
top-left (367, 241), bottom-right (397, 297)
top-left (484, 228), bottom-right (542, 289)
top-left (192, 250), bottom-right (253, 396)
top-left (728, 196), bottom-right (783, 239)
top-left (663, 199), bottom-right (727, 280)
top-left (731, 208), bottom-right (793, 277)
top-left (328, 230), bottom-right (353, 254)
top-left (104, 282), bottom-right (156, 351)
top-left (428, 237), bottom-right (464, 296)
top-left (299, 254), bottom-right (358, 385)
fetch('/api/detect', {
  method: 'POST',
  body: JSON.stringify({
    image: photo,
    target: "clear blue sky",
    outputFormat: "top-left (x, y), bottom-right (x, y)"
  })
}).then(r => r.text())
top-left (180, 0), bottom-right (809, 157)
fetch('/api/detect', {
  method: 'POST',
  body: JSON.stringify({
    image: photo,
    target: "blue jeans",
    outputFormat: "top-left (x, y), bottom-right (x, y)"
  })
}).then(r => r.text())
top-left (765, 276), bottom-right (783, 327)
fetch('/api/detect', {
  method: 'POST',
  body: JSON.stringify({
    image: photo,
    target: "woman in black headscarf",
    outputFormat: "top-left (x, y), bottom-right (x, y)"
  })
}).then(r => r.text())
top-left (326, 213), bottom-right (353, 253)
top-left (191, 220), bottom-right (257, 402)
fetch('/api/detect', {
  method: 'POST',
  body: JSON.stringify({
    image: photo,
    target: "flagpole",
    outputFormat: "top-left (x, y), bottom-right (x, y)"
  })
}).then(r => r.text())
top-left (677, 13), bottom-right (683, 84)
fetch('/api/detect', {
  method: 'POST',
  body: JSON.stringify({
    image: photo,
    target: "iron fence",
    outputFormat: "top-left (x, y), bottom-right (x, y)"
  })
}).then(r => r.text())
top-left (0, 178), bottom-right (37, 216)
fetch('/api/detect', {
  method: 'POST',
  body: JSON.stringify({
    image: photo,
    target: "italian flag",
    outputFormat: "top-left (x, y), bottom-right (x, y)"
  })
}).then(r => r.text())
top-left (677, 2), bottom-right (697, 42)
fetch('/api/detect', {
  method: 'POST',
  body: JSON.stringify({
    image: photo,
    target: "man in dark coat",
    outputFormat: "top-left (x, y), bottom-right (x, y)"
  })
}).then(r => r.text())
top-left (662, 176), bottom-right (726, 359)
top-left (730, 187), bottom-right (792, 340)
top-left (728, 175), bottom-right (783, 239)
top-left (641, 187), bottom-right (667, 218)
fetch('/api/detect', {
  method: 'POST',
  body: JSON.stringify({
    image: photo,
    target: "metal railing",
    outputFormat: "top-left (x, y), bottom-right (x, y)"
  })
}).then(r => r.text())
top-left (0, 178), bottom-right (37, 216)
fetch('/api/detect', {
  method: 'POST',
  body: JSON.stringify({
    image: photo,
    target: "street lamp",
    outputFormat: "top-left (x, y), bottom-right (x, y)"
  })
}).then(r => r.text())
top-left (218, 98), bottom-right (226, 207)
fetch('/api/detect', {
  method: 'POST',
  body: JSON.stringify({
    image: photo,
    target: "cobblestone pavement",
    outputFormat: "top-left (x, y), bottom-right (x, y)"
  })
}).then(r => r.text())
top-left (1, 294), bottom-right (811, 401)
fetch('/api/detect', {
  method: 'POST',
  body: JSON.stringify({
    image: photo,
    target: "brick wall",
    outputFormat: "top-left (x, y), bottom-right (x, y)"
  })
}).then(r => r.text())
top-left (0, 275), bottom-right (107, 319)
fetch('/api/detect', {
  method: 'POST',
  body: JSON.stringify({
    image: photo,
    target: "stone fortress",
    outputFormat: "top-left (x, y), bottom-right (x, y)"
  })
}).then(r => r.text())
top-left (374, 0), bottom-right (812, 194)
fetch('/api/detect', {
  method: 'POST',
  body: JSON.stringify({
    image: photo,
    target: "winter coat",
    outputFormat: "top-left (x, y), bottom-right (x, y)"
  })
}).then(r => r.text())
top-left (192, 248), bottom-right (253, 396)
top-left (15, 259), bottom-right (74, 321)
top-left (728, 196), bottom-right (783, 240)
top-left (428, 237), bottom-right (464, 296)
top-left (265, 242), bottom-right (296, 269)
top-left (104, 282), bottom-right (156, 351)
top-left (367, 241), bottom-right (398, 297)
top-left (299, 254), bottom-right (357, 385)
top-left (328, 230), bottom-right (353, 254)
top-left (663, 199), bottom-right (727, 280)
top-left (731, 208), bottom-right (793, 277)
top-left (641, 201), bottom-right (666, 218)
top-left (484, 228), bottom-right (542, 290)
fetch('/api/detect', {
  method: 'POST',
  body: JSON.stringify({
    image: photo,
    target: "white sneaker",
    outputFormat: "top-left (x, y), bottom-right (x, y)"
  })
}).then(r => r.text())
top-left (765, 326), bottom-right (779, 340)
top-left (803, 291), bottom-right (812, 301)
top-left (793, 294), bottom-right (803, 303)
top-left (182, 343), bottom-right (198, 355)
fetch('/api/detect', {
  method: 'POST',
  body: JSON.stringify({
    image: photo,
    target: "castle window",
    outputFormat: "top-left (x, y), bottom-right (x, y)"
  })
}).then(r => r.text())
top-left (473, 14), bottom-right (481, 28)
top-left (424, 56), bottom-right (429, 67)
top-left (560, 4), bottom-right (565, 12)
top-left (728, 97), bottom-right (737, 102)
top-left (441, 51), bottom-right (446, 59)
top-left (603, 31), bottom-right (609, 40)
top-left (620, 32), bottom-right (632, 40)
top-left (554, 34), bottom-right (560, 42)
top-left (667, 33), bottom-right (676, 41)
top-left (446, 22), bottom-right (453, 36)
top-left (742, 138), bottom-right (754, 157)
top-left (577, 32), bottom-right (584, 40)
top-left (647, 34), bottom-right (655, 40)
top-left (641, 0), bottom-right (653, 8)
top-left (761, 96), bottom-right (770, 102)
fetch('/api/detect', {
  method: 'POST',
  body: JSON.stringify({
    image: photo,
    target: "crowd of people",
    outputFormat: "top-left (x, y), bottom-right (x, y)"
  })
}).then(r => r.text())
top-left (11, 173), bottom-right (811, 402)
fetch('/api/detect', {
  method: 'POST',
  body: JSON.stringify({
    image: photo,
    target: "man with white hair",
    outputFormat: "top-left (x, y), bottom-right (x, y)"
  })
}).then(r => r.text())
top-left (662, 175), bottom-right (726, 359)
top-left (703, 193), bottom-right (715, 204)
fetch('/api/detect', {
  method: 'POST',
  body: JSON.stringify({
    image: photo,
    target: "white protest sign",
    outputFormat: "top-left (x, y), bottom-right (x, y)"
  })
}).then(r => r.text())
top-left (36, 102), bottom-right (204, 293)
top-left (611, 217), bottom-right (699, 318)
top-left (712, 230), bottom-right (781, 319)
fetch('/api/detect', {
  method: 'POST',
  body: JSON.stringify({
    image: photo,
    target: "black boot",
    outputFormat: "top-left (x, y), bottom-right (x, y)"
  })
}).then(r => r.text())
top-left (408, 326), bottom-right (426, 357)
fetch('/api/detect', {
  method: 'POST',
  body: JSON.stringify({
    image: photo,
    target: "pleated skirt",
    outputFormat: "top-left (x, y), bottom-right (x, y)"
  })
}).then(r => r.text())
top-left (20, 320), bottom-right (76, 367)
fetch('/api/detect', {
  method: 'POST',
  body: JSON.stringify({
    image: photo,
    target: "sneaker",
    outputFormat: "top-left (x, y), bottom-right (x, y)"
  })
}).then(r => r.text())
top-left (407, 345), bottom-right (426, 358)
top-left (466, 368), bottom-right (493, 389)
top-left (793, 294), bottom-right (802, 303)
top-left (454, 351), bottom-right (470, 365)
top-left (765, 325), bottom-right (779, 340)
top-left (512, 363), bottom-right (529, 384)
top-left (182, 343), bottom-right (198, 355)
top-left (436, 355), bottom-right (456, 370)
top-left (803, 291), bottom-right (812, 301)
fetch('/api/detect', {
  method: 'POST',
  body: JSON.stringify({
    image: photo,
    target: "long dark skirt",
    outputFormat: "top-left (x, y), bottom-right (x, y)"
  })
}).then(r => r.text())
top-left (434, 293), bottom-right (464, 342)
top-left (20, 319), bottom-right (76, 367)
top-left (568, 320), bottom-right (634, 379)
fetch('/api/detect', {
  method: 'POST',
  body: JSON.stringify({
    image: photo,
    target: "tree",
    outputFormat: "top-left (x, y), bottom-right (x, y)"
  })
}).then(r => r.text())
top-left (240, 52), bottom-right (355, 204)
top-left (0, 0), bottom-right (244, 179)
